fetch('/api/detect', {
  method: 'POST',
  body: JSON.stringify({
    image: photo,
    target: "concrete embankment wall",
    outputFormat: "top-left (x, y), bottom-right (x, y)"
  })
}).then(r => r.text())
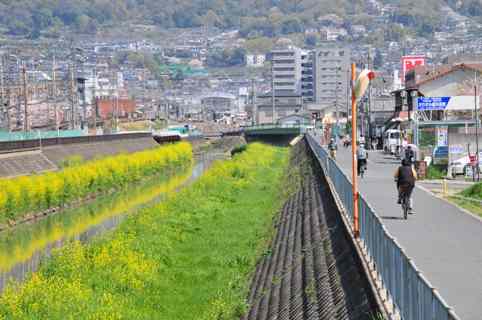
top-left (0, 151), bottom-right (57, 178)
top-left (42, 137), bottom-right (159, 166)
top-left (0, 136), bottom-right (160, 178)
top-left (243, 138), bottom-right (380, 320)
top-left (0, 135), bottom-right (244, 178)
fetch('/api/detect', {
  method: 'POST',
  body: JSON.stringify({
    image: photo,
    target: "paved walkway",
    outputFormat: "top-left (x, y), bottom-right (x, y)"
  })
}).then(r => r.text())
top-left (332, 145), bottom-right (482, 320)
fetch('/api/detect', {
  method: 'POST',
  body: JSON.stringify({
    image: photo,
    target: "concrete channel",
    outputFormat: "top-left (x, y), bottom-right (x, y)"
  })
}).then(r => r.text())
top-left (243, 138), bottom-right (383, 320)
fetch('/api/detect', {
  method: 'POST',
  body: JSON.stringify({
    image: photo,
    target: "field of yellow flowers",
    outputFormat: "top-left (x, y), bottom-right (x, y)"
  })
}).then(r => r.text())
top-left (0, 143), bottom-right (288, 320)
top-left (0, 142), bottom-right (192, 224)
top-left (0, 167), bottom-right (194, 273)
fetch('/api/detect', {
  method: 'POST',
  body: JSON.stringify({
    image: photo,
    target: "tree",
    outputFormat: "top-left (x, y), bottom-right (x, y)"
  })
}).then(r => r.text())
top-left (206, 47), bottom-right (246, 67)
top-left (7, 19), bottom-right (30, 36)
top-left (466, 0), bottom-right (482, 16)
top-left (76, 14), bottom-right (91, 33)
top-left (230, 47), bottom-right (246, 65)
top-left (0, 0), bottom-right (456, 38)
top-left (367, 28), bottom-right (385, 47)
top-left (281, 17), bottom-right (303, 34)
top-left (33, 8), bottom-right (54, 30)
top-left (305, 34), bottom-right (318, 47)
top-left (244, 37), bottom-right (274, 54)
top-left (173, 7), bottom-right (201, 28)
top-left (201, 10), bottom-right (222, 29)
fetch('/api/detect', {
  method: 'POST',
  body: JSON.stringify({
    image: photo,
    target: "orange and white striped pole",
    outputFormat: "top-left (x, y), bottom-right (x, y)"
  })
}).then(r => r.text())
top-left (351, 63), bottom-right (360, 238)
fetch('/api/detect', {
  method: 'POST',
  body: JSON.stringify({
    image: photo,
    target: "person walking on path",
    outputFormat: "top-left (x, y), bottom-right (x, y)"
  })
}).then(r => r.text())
top-left (357, 142), bottom-right (368, 176)
top-left (328, 138), bottom-right (337, 160)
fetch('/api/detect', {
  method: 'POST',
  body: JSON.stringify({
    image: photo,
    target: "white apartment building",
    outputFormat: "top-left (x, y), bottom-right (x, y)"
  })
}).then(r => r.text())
top-left (271, 46), bottom-right (302, 96)
top-left (313, 43), bottom-right (351, 114)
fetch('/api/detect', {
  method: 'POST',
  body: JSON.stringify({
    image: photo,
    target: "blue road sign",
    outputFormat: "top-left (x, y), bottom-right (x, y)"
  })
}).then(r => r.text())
top-left (417, 97), bottom-right (450, 111)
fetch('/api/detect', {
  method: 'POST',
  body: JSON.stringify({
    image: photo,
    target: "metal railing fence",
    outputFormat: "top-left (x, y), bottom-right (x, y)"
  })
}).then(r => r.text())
top-left (242, 123), bottom-right (308, 131)
top-left (306, 133), bottom-right (460, 320)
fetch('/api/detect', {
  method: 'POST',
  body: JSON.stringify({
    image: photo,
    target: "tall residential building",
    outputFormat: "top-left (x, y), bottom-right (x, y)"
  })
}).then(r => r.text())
top-left (271, 46), bottom-right (302, 96)
top-left (313, 43), bottom-right (351, 113)
top-left (254, 45), bottom-right (303, 124)
top-left (301, 50), bottom-right (315, 104)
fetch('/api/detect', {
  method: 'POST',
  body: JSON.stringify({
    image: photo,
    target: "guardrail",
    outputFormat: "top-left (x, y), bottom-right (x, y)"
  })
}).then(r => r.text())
top-left (0, 129), bottom-right (86, 142)
top-left (242, 123), bottom-right (308, 131)
top-left (306, 133), bottom-right (460, 320)
top-left (221, 129), bottom-right (243, 136)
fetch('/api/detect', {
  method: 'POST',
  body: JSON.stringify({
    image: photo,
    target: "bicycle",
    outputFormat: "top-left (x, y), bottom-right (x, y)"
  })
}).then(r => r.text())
top-left (359, 162), bottom-right (367, 178)
top-left (400, 190), bottom-right (410, 220)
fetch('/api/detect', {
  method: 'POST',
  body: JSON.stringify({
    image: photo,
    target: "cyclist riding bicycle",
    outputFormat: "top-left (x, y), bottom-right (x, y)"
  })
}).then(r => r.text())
top-left (394, 158), bottom-right (418, 214)
top-left (357, 142), bottom-right (368, 176)
top-left (328, 138), bottom-right (337, 159)
top-left (404, 145), bottom-right (415, 166)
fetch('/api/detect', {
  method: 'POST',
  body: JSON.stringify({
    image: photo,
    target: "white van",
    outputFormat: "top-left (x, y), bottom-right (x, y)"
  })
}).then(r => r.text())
top-left (383, 129), bottom-right (401, 154)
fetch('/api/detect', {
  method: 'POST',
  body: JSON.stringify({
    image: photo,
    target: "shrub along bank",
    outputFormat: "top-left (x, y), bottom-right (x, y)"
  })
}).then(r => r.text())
top-left (0, 143), bottom-right (288, 320)
top-left (0, 142), bottom-right (192, 224)
top-left (461, 181), bottom-right (482, 200)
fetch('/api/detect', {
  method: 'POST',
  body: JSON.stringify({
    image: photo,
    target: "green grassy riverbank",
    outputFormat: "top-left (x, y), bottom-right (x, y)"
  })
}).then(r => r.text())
top-left (0, 143), bottom-right (288, 320)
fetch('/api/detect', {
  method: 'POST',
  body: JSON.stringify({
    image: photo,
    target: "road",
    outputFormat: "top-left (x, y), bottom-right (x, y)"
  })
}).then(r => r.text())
top-left (334, 145), bottom-right (482, 320)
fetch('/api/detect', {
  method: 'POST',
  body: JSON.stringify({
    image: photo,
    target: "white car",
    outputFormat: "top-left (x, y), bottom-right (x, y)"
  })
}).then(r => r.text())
top-left (450, 156), bottom-right (482, 175)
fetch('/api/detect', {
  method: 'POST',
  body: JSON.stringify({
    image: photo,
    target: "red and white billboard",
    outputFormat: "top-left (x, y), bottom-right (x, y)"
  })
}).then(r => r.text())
top-left (401, 55), bottom-right (425, 83)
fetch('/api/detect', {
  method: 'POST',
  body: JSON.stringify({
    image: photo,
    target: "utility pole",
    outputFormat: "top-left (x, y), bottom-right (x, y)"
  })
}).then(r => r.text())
top-left (475, 71), bottom-right (480, 181)
top-left (0, 55), bottom-right (5, 131)
top-left (346, 68), bottom-right (350, 125)
top-left (70, 61), bottom-right (76, 129)
top-left (92, 65), bottom-right (97, 131)
top-left (114, 70), bottom-right (119, 132)
top-left (350, 63), bottom-right (359, 238)
top-left (251, 78), bottom-right (256, 125)
top-left (52, 54), bottom-right (58, 132)
top-left (22, 65), bottom-right (29, 133)
top-left (335, 64), bottom-right (340, 137)
top-left (271, 61), bottom-right (276, 124)
top-left (80, 57), bottom-right (87, 131)
top-left (367, 49), bottom-right (372, 148)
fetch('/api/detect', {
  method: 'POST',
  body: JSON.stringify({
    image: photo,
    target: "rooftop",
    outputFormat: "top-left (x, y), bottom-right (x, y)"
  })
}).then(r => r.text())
top-left (416, 63), bottom-right (482, 86)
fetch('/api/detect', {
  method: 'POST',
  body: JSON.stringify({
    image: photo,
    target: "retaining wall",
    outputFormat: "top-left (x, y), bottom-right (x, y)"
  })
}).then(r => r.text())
top-left (244, 139), bottom-right (380, 320)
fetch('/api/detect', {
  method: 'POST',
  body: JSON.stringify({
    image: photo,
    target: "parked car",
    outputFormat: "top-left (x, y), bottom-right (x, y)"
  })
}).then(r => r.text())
top-left (432, 146), bottom-right (448, 165)
top-left (450, 156), bottom-right (469, 175)
top-left (450, 155), bottom-right (482, 175)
